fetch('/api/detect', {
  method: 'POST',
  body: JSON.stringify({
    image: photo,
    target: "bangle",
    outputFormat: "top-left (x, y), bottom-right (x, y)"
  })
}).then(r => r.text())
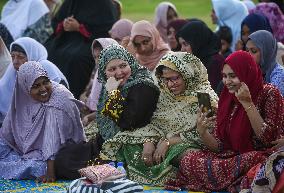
top-left (161, 137), bottom-right (170, 146)
top-left (245, 104), bottom-right (253, 111)
top-left (108, 89), bottom-right (120, 96)
top-left (143, 138), bottom-right (154, 145)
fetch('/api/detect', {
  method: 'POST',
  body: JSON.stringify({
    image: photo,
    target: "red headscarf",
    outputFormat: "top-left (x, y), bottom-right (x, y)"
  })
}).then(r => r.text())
top-left (217, 50), bottom-right (263, 153)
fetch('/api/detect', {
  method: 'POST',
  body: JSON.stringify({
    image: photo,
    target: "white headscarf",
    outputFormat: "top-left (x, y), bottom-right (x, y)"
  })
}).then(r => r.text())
top-left (212, 0), bottom-right (248, 51)
top-left (0, 37), bottom-right (66, 123)
top-left (0, 0), bottom-right (49, 39)
top-left (0, 37), bottom-right (12, 78)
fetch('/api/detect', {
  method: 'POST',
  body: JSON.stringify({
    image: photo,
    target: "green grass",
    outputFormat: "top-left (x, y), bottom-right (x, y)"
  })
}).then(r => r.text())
top-left (0, 0), bottom-right (214, 29)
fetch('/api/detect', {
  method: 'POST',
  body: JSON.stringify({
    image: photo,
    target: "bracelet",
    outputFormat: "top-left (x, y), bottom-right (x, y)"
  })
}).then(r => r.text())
top-left (245, 104), bottom-right (253, 111)
top-left (160, 137), bottom-right (170, 146)
top-left (143, 138), bottom-right (154, 145)
top-left (108, 89), bottom-right (120, 96)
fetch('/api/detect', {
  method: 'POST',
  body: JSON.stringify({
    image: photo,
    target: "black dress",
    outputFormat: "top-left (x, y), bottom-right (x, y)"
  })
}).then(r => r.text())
top-left (45, 0), bottom-right (118, 98)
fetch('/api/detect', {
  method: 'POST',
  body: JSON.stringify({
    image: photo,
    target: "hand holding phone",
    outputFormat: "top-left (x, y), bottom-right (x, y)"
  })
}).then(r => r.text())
top-left (197, 92), bottom-right (213, 117)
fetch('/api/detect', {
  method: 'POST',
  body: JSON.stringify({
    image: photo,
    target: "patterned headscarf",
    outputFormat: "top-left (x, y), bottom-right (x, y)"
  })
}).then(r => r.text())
top-left (248, 30), bottom-right (277, 82)
top-left (96, 44), bottom-right (158, 140)
top-left (100, 51), bottom-right (218, 160)
top-left (251, 2), bottom-right (284, 43)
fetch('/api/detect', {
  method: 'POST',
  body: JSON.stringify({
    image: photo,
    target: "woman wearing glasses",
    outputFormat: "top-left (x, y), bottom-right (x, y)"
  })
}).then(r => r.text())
top-left (100, 51), bottom-right (218, 185)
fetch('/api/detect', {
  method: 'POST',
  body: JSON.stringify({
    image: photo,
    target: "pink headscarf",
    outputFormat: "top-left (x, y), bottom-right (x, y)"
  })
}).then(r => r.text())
top-left (109, 19), bottom-right (133, 42)
top-left (251, 2), bottom-right (284, 43)
top-left (130, 20), bottom-right (170, 71)
top-left (86, 38), bottom-right (119, 111)
top-left (154, 2), bottom-right (177, 42)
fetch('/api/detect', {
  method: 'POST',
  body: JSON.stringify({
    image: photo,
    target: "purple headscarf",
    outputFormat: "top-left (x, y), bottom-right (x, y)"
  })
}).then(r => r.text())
top-left (0, 61), bottom-right (85, 161)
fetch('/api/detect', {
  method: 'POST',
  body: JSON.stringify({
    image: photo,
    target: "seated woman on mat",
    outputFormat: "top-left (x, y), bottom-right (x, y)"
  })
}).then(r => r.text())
top-left (100, 51), bottom-right (218, 185)
top-left (0, 61), bottom-right (85, 182)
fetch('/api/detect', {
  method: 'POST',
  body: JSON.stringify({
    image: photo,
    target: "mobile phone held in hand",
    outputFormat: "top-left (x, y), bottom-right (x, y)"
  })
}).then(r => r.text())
top-left (197, 92), bottom-right (213, 117)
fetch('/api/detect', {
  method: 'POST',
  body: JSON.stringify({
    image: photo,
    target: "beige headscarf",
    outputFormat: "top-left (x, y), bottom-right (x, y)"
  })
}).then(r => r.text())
top-left (0, 37), bottom-right (11, 78)
top-left (130, 20), bottom-right (170, 71)
top-left (101, 51), bottom-right (218, 160)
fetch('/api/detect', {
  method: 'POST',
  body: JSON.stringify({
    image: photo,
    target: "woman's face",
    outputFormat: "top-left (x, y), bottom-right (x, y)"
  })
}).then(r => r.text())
top-left (132, 35), bottom-right (153, 56)
top-left (167, 27), bottom-right (178, 50)
top-left (167, 7), bottom-right (177, 24)
top-left (222, 64), bottom-right (241, 94)
top-left (179, 37), bottom-right (192, 53)
top-left (93, 47), bottom-right (102, 65)
top-left (161, 67), bottom-right (186, 95)
top-left (105, 59), bottom-right (132, 86)
top-left (30, 76), bottom-right (52, 103)
top-left (246, 40), bottom-right (261, 65)
top-left (11, 51), bottom-right (28, 71)
top-left (241, 24), bottom-right (250, 44)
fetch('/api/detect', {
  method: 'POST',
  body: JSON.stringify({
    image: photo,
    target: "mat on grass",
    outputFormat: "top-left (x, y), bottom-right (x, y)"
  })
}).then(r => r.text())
top-left (0, 180), bottom-right (229, 193)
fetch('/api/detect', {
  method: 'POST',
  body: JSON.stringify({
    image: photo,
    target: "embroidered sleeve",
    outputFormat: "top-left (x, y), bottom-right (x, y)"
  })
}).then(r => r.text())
top-left (211, 127), bottom-right (224, 153)
top-left (101, 90), bottom-right (125, 123)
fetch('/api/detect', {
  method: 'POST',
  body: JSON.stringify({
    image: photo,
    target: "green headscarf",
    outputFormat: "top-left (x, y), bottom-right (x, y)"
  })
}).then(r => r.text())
top-left (96, 44), bottom-right (158, 140)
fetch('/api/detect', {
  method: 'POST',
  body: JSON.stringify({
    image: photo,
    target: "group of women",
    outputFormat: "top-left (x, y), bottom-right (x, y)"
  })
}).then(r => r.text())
top-left (0, 0), bottom-right (284, 192)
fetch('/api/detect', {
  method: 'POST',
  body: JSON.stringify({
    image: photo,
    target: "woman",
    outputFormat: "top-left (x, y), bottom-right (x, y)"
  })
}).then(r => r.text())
top-left (55, 44), bottom-right (159, 179)
top-left (130, 20), bottom-right (170, 72)
top-left (45, 0), bottom-right (118, 98)
top-left (109, 19), bottom-right (133, 45)
top-left (177, 20), bottom-right (224, 92)
top-left (0, 37), bottom-right (68, 126)
top-left (166, 51), bottom-right (284, 192)
top-left (246, 30), bottom-right (284, 95)
top-left (211, 0), bottom-right (248, 51)
top-left (0, 61), bottom-right (85, 182)
top-left (154, 2), bottom-right (178, 43)
top-left (0, 0), bottom-right (49, 40)
top-left (0, 37), bottom-right (12, 79)
top-left (100, 51), bottom-right (218, 185)
top-left (166, 19), bottom-right (188, 51)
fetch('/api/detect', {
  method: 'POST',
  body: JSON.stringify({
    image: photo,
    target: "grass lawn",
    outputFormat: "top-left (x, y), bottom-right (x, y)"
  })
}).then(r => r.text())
top-left (0, 0), bottom-right (215, 29)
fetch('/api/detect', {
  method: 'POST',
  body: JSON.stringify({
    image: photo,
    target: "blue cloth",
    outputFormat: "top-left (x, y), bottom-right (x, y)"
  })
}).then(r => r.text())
top-left (270, 63), bottom-right (284, 96)
top-left (0, 139), bottom-right (46, 179)
top-left (241, 13), bottom-right (273, 35)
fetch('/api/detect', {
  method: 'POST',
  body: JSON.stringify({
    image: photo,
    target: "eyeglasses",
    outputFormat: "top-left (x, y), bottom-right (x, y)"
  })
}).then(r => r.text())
top-left (161, 75), bottom-right (181, 84)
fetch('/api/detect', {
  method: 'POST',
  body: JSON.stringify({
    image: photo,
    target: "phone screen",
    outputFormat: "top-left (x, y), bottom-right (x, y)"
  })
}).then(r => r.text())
top-left (197, 92), bottom-right (213, 117)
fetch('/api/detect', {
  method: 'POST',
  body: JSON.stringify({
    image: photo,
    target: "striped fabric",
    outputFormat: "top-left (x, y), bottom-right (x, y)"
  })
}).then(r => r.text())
top-left (68, 177), bottom-right (144, 193)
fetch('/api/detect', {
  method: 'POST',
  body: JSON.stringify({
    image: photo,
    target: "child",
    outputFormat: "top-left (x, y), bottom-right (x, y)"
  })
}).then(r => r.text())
top-left (216, 26), bottom-right (232, 58)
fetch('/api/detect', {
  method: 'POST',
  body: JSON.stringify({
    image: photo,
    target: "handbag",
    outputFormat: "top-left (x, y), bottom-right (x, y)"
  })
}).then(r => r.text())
top-left (78, 164), bottom-right (125, 185)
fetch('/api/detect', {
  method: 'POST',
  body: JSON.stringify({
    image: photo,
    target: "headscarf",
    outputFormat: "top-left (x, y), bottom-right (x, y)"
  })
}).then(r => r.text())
top-left (217, 50), bottom-right (263, 153)
top-left (154, 1), bottom-right (178, 43)
top-left (176, 21), bottom-right (221, 66)
top-left (166, 19), bottom-right (188, 51)
top-left (0, 0), bottom-right (49, 39)
top-left (130, 20), bottom-right (170, 71)
top-left (241, 13), bottom-right (273, 37)
top-left (109, 19), bottom-right (133, 41)
top-left (0, 61), bottom-right (85, 160)
top-left (100, 51), bottom-right (218, 160)
top-left (0, 37), bottom-right (67, 123)
top-left (242, 0), bottom-right (256, 12)
top-left (251, 2), bottom-right (284, 43)
top-left (212, 0), bottom-right (248, 51)
top-left (248, 30), bottom-right (277, 83)
top-left (96, 44), bottom-right (157, 140)
top-left (86, 38), bottom-right (119, 111)
top-left (0, 37), bottom-right (12, 78)
top-left (0, 23), bottom-right (14, 49)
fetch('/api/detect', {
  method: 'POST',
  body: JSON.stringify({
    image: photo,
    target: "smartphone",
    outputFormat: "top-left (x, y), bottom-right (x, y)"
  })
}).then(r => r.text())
top-left (197, 92), bottom-right (213, 117)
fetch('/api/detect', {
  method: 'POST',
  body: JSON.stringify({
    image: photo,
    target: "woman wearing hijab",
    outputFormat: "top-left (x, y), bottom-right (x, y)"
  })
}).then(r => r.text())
top-left (109, 19), bottom-right (133, 45)
top-left (166, 19), bottom-right (188, 51)
top-left (177, 20), bottom-right (224, 92)
top-left (0, 37), bottom-right (12, 79)
top-left (154, 2), bottom-right (178, 43)
top-left (130, 20), bottom-right (170, 72)
top-left (45, 0), bottom-right (118, 99)
top-left (0, 37), bottom-right (68, 126)
top-left (0, 0), bottom-right (49, 40)
top-left (55, 44), bottom-right (159, 179)
top-left (246, 30), bottom-right (284, 95)
top-left (100, 51), bottom-right (218, 185)
top-left (166, 51), bottom-right (284, 192)
top-left (0, 61), bottom-right (85, 181)
top-left (211, 0), bottom-right (248, 51)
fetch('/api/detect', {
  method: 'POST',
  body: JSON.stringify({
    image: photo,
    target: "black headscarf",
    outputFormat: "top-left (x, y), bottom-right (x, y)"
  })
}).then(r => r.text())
top-left (176, 21), bottom-right (221, 66)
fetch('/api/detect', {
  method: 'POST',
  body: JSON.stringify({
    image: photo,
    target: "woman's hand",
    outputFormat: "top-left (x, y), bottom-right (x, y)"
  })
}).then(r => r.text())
top-left (63, 16), bottom-right (80, 32)
top-left (141, 142), bottom-right (155, 166)
top-left (105, 77), bottom-right (122, 92)
top-left (271, 137), bottom-right (284, 150)
top-left (196, 106), bottom-right (216, 137)
top-left (153, 139), bottom-right (169, 165)
top-left (37, 160), bottom-right (56, 183)
top-left (235, 82), bottom-right (253, 106)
